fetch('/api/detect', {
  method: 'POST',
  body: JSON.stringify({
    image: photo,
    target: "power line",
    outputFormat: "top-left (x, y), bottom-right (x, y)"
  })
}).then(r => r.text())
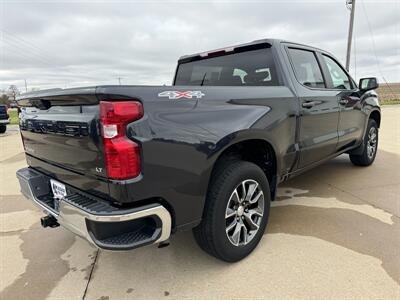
top-left (0, 28), bottom-right (58, 63)
top-left (1, 27), bottom-right (100, 88)
top-left (3, 40), bottom-right (55, 68)
top-left (360, 0), bottom-right (382, 75)
top-left (360, 0), bottom-right (397, 99)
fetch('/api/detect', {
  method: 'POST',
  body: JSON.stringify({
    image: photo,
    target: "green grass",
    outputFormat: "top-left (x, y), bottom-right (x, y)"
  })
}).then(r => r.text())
top-left (378, 83), bottom-right (400, 105)
top-left (8, 109), bottom-right (19, 125)
top-left (380, 99), bottom-right (400, 105)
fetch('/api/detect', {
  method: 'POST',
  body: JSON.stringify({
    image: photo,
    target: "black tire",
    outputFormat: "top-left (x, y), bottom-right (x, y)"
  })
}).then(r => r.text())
top-left (0, 125), bottom-right (6, 134)
top-left (350, 119), bottom-right (378, 166)
top-left (193, 160), bottom-right (270, 262)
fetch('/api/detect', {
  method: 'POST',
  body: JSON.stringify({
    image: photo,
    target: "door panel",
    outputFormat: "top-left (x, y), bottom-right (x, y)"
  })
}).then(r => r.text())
top-left (286, 47), bottom-right (340, 168)
top-left (337, 93), bottom-right (365, 149)
top-left (297, 93), bottom-right (340, 168)
top-left (320, 54), bottom-right (364, 149)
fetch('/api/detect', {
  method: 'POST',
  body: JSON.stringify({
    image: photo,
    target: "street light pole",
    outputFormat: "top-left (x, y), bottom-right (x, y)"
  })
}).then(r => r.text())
top-left (346, 0), bottom-right (356, 71)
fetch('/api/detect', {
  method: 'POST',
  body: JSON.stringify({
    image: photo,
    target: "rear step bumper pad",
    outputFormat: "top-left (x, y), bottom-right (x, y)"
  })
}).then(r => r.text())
top-left (16, 167), bottom-right (171, 250)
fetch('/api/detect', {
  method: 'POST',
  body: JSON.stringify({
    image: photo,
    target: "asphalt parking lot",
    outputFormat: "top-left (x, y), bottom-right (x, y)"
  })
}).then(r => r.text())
top-left (1, 106), bottom-right (399, 299)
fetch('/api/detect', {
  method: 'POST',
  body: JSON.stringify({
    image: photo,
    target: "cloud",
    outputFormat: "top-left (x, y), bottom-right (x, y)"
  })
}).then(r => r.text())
top-left (0, 0), bottom-right (399, 92)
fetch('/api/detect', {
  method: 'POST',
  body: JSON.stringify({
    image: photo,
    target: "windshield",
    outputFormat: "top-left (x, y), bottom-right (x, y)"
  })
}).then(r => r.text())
top-left (174, 48), bottom-right (280, 86)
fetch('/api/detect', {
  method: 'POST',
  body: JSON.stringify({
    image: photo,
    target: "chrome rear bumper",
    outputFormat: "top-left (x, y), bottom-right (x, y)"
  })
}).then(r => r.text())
top-left (17, 167), bottom-right (171, 250)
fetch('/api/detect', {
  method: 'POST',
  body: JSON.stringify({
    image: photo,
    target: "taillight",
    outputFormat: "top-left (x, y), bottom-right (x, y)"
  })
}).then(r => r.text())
top-left (100, 101), bottom-right (143, 180)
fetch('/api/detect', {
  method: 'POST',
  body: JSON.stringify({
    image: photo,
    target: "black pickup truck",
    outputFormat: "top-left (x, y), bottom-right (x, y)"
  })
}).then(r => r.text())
top-left (16, 39), bottom-right (380, 262)
top-left (0, 104), bottom-right (10, 133)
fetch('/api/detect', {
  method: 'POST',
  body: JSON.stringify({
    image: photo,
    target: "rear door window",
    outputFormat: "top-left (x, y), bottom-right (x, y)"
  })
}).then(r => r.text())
top-left (288, 48), bottom-right (325, 88)
top-left (175, 48), bottom-right (280, 86)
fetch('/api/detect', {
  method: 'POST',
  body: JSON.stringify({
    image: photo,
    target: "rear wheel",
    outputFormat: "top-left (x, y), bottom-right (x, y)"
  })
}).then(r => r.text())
top-left (0, 125), bottom-right (6, 134)
top-left (350, 119), bottom-right (378, 166)
top-left (193, 160), bottom-right (270, 262)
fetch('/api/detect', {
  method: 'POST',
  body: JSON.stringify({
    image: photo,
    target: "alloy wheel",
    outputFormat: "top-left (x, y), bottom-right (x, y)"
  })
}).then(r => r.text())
top-left (367, 126), bottom-right (377, 159)
top-left (225, 179), bottom-right (264, 246)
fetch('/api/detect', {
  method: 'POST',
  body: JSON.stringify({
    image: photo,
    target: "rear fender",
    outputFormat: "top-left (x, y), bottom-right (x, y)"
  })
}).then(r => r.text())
top-left (198, 129), bottom-right (280, 204)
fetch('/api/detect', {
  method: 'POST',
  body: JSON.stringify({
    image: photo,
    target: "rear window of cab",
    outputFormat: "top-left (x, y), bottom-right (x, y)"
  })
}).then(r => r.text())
top-left (175, 48), bottom-right (281, 87)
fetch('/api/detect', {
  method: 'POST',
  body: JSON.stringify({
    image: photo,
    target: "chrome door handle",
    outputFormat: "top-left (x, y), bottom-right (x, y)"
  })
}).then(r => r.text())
top-left (302, 101), bottom-right (317, 108)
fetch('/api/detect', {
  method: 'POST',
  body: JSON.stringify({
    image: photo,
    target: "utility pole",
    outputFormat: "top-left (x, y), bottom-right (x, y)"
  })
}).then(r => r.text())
top-left (117, 77), bottom-right (123, 85)
top-left (346, 0), bottom-right (356, 71)
top-left (24, 79), bottom-right (28, 92)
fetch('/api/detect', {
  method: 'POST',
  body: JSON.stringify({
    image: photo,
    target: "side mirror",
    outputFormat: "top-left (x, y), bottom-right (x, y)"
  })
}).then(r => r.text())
top-left (359, 77), bottom-right (379, 92)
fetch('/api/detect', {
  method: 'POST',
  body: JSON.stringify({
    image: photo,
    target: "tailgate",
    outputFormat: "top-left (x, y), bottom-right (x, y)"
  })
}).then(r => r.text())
top-left (18, 87), bottom-right (108, 179)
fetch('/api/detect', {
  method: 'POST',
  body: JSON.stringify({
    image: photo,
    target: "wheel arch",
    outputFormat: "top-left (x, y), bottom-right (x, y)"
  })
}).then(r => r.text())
top-left (348, 108), bottom-right (381, 156)
top-left (369, 109), bottom-right (381, 128)
top-left (206, 138), bottom-right (278, 201)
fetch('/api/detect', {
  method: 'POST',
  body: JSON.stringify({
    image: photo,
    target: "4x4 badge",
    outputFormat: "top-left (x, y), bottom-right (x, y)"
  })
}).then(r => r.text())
top-left (158, 91), bottom-right (205, 100)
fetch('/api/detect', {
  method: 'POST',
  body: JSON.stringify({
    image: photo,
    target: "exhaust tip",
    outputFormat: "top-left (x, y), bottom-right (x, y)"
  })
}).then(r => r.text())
top-left (41, 215), bottom-right (60, 228)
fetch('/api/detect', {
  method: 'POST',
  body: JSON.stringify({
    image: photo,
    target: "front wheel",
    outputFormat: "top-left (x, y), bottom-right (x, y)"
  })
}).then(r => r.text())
top-left (193, 161), bottom-right (270, 262)
top-left (350, 119), bottom-right (378, 166)
top-left (0, 125), bottom-right (6, 134)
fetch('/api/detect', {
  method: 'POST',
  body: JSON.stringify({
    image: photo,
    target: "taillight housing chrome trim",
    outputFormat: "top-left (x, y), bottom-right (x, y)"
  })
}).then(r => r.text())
top-left (100, 101), bottom-right (143, 180)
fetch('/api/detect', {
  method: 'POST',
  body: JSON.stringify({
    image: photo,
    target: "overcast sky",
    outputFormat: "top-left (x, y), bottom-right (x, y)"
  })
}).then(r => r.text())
top-left (0, 0), bottom-right (399, 92)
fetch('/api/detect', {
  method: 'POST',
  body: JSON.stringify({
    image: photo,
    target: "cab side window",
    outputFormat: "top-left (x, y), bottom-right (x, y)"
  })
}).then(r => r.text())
top-left (288, 48), bottom-right (325, 89)
top-left (322, 55), bottom-right (352, 90)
